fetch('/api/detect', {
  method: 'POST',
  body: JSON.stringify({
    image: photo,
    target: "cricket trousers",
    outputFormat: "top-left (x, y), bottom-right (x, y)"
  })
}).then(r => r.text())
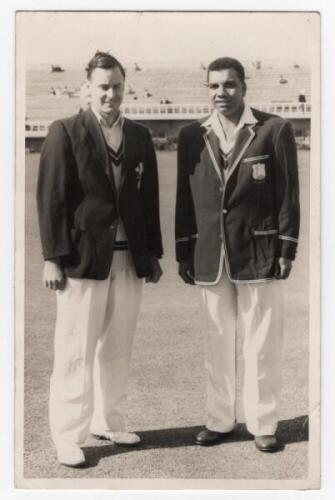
top-left (49, 251), bottom-right (143, 448)
top-left (200, 266), bottom-right (284, 437)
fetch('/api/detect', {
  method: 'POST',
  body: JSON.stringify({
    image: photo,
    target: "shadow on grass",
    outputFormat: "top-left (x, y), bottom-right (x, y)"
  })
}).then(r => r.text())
top-left (83, 415), bottom-right (308, 467)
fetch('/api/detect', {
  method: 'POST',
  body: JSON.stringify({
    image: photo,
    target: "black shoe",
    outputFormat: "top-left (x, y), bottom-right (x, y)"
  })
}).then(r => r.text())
top-left (195, 428), bottom-right (233, 446)
top-left (254, 435), bottom-right (279, 452)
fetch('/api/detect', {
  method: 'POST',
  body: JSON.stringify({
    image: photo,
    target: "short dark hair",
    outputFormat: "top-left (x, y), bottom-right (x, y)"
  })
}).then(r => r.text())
top-left (86, 51), bottom-right (126, 80)
top-left (207, 57), bottom-right (245, 83)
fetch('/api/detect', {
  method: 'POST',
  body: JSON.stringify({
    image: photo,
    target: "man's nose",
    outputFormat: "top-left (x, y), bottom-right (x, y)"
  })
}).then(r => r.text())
top-left (216, 84), bottom-right (227, 95)
top-left (106, 87), bottom-right (115, 98)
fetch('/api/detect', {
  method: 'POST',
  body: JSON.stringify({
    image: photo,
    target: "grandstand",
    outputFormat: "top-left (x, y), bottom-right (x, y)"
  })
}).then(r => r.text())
top-left (25, 62), bottom-right (311, 151)
top-left (125, 64), bottom-right (310, 104)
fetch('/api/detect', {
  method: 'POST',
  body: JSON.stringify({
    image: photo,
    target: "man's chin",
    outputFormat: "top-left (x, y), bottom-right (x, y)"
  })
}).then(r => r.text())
top-left (215, 104), bottom-right (231, 113)
top-left (101, 106), bottom-right (119, 117)
top-left (217, 109), bottom-right (233, 117)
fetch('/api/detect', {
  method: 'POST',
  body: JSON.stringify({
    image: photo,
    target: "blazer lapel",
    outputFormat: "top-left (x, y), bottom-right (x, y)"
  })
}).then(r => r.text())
top-left (119, 118), bottom-right (138, 193)
top-left (202, 126), bottom-right (223, 182)
top-left (225, 124), bottom-right (256, 183)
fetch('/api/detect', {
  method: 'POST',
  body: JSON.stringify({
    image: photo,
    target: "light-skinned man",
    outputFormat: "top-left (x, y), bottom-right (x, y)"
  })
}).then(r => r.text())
top-left (175, 57), bottom-right (299, 452)
top-left (37, 51), bottom-right (163, 467)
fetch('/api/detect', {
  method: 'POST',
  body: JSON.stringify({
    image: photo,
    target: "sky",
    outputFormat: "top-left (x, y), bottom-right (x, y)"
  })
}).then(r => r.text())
top-left (17, 11), bottom-right (318, 67)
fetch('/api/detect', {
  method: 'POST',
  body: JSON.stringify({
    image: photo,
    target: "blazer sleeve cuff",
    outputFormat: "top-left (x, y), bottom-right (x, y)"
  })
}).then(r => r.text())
top-left (42, 245), bottom-right (72, 262)
top-left (276, 235), bottom-right (298, 260)
top-left (45, 256), bottom-right (61, 265)
top-left (175, 234), bottom-right (197, 262)
top-left (146, 236), bottom-right (163, 259)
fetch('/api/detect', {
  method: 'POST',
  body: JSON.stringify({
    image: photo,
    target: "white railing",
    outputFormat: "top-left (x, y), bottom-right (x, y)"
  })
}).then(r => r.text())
top-left (122, 102), bottom-right (212, 120)
top-left (123, 101), bottom-right (311, 120)
top-left (250, 102), bottom-right (311, 119)
top-left (25, 101), bottom-right (311, 138)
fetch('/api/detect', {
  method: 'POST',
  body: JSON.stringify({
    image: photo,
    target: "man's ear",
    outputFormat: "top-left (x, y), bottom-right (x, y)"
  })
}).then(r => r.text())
top-left (242, 81), bottom-right (247, 97)
top-left (80, 80), bottom-right (91, 107)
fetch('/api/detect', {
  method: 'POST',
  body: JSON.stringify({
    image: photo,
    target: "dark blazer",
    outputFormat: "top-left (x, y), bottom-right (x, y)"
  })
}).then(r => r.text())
top-left (37, 108), bottom-right (163, 279)
top-left (175, 108), bottom-right (300, 284)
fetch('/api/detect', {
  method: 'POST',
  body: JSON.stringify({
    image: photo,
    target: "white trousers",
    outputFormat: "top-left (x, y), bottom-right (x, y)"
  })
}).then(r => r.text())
top-left (200, 267), bottom-right (284, 436)
top-left (49, 251), bottom-right (143, 448)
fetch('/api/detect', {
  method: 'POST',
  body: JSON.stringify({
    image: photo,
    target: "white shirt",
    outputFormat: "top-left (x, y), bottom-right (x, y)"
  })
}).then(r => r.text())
top-left (203, 104), bottom-right (258, 155)
top-left (92, 108), bottom-right (124, 152)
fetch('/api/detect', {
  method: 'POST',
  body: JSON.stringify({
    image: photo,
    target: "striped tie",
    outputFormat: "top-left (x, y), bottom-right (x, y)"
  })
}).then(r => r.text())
top-left (107, 141), bottom-right (124, 166)
top-left (219, 149), bottom-right (233, 171)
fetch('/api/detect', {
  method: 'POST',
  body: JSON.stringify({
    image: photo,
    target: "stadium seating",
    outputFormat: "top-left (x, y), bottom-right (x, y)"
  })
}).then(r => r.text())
top-left (26, 63), bottom-right (310, 121)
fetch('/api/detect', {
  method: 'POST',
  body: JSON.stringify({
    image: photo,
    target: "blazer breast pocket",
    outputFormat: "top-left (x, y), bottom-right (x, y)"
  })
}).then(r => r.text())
top-left (242, 154), bottom-right (271, 183)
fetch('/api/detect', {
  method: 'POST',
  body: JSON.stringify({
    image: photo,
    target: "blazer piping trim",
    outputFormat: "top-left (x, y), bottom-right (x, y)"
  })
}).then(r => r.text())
top-left (278, 234), bottom-right (298, 243)
top-left (242, 154), bottom-right (270, 163)
top-left (195, 244), bottom-right (225, 286)
top-left (203, 134), bottom-right (223, 182)
top-left (176, 233), bottom-right (199, 244)
top-left (253, 229), bottom-right (278, 236)
top-left (176, 237), bottom-right (190, 243)
top-left (196, 276), bottom-right (275, 285)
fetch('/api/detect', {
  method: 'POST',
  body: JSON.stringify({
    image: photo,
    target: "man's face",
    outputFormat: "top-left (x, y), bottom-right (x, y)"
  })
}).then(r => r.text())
top-left (89, 66), bottom-right (125, 118)
top-left (208, 68), bottom-right (246, 119)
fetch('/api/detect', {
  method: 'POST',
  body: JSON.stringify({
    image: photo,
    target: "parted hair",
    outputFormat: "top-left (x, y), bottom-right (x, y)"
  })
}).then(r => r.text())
top-left (86, 51), bottom-right (126, 80)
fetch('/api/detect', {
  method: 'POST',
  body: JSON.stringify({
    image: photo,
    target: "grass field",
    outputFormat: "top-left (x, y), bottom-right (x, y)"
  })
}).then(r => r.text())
top-left (23, 150), bottom-right (310, 481)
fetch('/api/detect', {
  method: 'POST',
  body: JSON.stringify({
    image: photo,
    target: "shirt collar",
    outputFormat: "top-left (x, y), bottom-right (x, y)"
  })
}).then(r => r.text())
top-left (92, 107), bottom-right (124, 129)
top-left (235, 104), bottom-right (258, 128)
top-left (202, 103), bottom-right (257, 132)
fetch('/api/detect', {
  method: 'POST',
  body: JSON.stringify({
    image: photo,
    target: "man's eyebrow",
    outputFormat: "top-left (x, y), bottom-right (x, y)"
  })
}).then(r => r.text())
top-left (208, 79), bottom-right (237, 85)
top-left (220, 80), bottom-right (236, 84)
top-left (98, 82), bottom-right (122, 87)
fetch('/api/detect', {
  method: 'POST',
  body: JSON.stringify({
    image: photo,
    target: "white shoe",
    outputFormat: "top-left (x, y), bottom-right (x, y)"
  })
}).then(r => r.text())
top-left (56, 444), bottom-right (86, 467)
top-left (92, 431), bottom-right (141, 446)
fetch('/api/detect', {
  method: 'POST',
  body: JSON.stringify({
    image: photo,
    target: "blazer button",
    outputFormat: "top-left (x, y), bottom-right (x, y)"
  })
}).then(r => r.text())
top-left (222, 209), bottom-right (228, 214)
top-left (109, 225), bottom-right (115, 230)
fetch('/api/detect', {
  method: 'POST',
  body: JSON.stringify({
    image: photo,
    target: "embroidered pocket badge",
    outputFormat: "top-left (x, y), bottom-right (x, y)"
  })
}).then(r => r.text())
top-left (135, 162), bottom-right (144, 189)
top-left (252, 162), bottom-right (266, 181)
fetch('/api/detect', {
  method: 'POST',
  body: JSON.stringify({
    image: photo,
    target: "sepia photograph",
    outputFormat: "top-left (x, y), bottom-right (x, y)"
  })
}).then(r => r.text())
top-left (15, 10), bottom-right (320, 490)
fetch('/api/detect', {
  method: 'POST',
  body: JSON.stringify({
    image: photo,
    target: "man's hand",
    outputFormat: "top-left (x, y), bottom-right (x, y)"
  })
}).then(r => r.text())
top-left (178, 260), bottom-right (195, 285)
top-left (145, 256), bottom-right (163, 284)
top-left (43, 261), bottom-right (66, 290)
top-left (275, 257), bottom-right (293, 280)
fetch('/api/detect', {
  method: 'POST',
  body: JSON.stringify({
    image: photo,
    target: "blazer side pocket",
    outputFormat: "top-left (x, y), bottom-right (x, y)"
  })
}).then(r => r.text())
top-left (251, 228), bottom-right (278, 263)
top-left (252, 229), bottom-right (278, 236)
